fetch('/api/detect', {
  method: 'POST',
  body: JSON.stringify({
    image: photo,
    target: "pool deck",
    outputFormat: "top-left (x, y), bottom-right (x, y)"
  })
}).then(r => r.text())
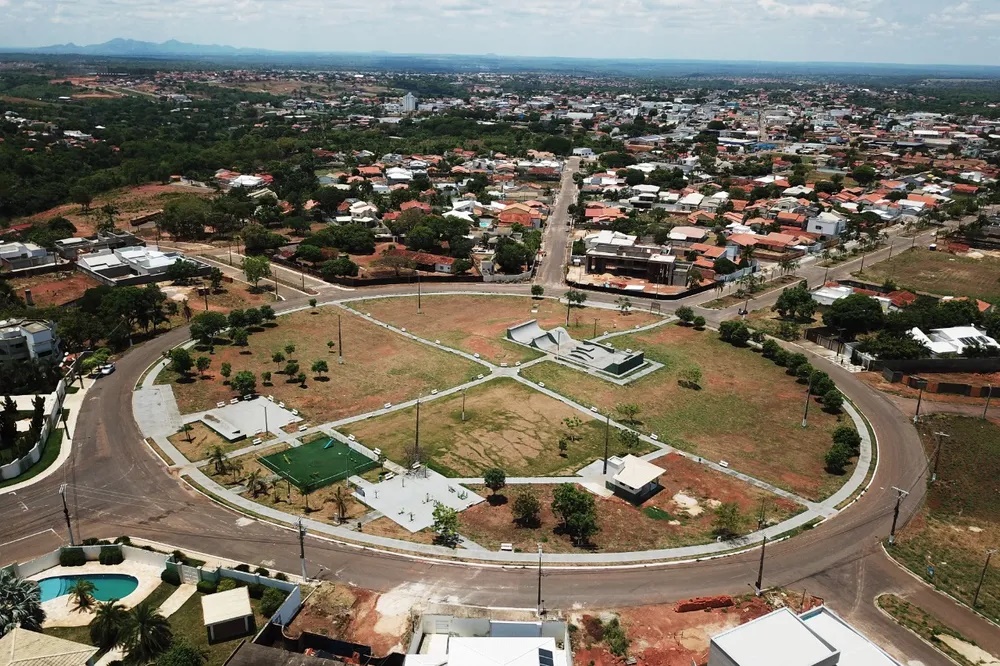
top-left (33, 561), bottom-right (164, 627)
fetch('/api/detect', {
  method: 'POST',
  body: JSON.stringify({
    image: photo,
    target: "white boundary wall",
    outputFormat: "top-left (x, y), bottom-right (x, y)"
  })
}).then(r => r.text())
top-left (0, 380), bottom-right (67, 481)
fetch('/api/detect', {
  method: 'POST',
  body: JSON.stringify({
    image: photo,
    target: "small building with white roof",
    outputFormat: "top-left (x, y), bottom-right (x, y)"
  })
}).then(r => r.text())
top-left (405, 615), bottom-right (570, 666)
top-left (605, 454), bottom-right (664, 502)
top-left (908, 325), bottom-right (1000, 357)
top-left (201, 586), bottom-right (255, 643)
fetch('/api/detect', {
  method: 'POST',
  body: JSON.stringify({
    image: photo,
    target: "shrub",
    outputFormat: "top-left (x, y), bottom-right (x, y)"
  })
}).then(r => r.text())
top-left (675, 306), bottom-right (694, 324)
top-left (825, 444), bottom-right (851, 474)
top-left (60, 547), bottom-right (86, 567)
top-left (692, 315), bottom-right (706, 329)
top-left (160, 569), bottom-right (181, 586)
top-left (260, 587), bottom-right (287, 617)
top-left (217, 578), bottom-right (239, 592)
top-left (785, 353), bottom-right (808, 373)
top-left (98, 546), bottom-right (124, 566)
top-left (274, 572), bottom-right (289, 582)
top-left (761, 339), bottom-right (781, 359)
top-left (773, 348), bottom-right (789, 366)
top-left (233, 563), bottom-right (251, 572)
top-left (247, 583), bottom-right (265, 599)
top-left (254, 567), bottom-right (270, 577)
top-left (832, 425), bottom-right (862, 456)
top-left (823, 389), bottom-right (844, 413)
top-left (196, 580), bottom-right (218, 594)
top-left (796, 364), bottom-right (813, 383)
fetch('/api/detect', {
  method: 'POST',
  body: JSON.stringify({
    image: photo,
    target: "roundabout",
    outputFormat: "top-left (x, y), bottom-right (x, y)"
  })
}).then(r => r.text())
top-left (0, 278), bottom-right (950, 661)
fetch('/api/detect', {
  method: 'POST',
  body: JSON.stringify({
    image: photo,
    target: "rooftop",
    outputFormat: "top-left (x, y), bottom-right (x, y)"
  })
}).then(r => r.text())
top-left (0, 627), bottom-right (98, 666)
top-left (712, 608), bottom-right (837, 666)
top-left (201, 586), bottom-right (253, 626)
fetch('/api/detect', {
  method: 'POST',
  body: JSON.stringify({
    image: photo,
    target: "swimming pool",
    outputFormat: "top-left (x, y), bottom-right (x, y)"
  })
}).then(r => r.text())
top-left (38, 574), bottom-right (139, 603)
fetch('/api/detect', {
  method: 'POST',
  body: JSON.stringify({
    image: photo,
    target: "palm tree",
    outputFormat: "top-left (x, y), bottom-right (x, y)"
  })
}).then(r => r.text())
top-left (121, 602), bottom-right (173, 666)
top-left (90, 600), bottom-right (128, 649)
top-left (332, 486), bottom-right (347, 524)
top-left (0, 569), bottom-right (45, 635)
top-left (68, 579), bottom-right (96, 614)
top-left (246, 469), bottom-right (267, 498)
top-left (208, 446), bottom-right (228, 476)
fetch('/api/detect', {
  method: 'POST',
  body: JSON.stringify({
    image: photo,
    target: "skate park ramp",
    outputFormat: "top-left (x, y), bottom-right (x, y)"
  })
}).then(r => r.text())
top-left (507, 319), bottom-right (645, 376)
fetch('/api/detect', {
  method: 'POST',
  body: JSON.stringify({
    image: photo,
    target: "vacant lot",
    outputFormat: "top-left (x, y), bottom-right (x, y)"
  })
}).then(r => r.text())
top-left (160, 307), bottom-right (481, 419)
top-left (459, 454), bottom-right (802, 553)
top-left (167, 421), bottom-right (251, 463)
top-left (893, 415), bottom-right (1000, 624)
top-left (857, 247), bottom-right (1000, 303)
top-left (343, 378), bottom-right (653, 477)
top-left (350, 295), bottom-right (662, 364)
top-left (9, 271), bottom-right (101, 307)
top-left (521, 324), bottom-right (845, 500)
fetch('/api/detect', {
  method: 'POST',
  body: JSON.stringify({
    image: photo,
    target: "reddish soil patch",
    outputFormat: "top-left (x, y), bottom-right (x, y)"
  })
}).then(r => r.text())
top-left (284, 583), bottom-right (408, 656)
top-left (572, 596), bottom-right (775, 666)
top-left (9, 271), bottom-right (100, 307)
top-left (859, 370), bottom-right (997, 407)
top-left (354, 294), bottom-right (662, 364)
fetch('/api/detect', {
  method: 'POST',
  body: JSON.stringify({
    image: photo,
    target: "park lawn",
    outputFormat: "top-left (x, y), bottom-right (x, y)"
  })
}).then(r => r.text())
top-left (520, 324), bottom-right (846, 501)
top-left (892, 415), bottom-right (1000, 624)
top-left (168, 422), bottom-right (249, 463)
top-left (856, 247), bottom-right (1000, 303)
top-left (159, 307), bottom-right (482, 420)
top-left (459, 455), bottom-right (802, 553)
top-left (342, 378), bottom-right (655, 478)
top-left (169, 592), bottom-right (269, 666)
top-left (349, 295), bottom-right (662, 364)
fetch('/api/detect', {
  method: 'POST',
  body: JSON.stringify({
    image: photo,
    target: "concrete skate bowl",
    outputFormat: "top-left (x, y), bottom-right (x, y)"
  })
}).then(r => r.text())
top-left (507, 319), bottom-right (645, 376)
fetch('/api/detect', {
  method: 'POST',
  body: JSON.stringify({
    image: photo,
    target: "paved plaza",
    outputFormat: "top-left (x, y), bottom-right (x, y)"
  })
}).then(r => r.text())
top-left (350, 467), bottom-right (485, 532)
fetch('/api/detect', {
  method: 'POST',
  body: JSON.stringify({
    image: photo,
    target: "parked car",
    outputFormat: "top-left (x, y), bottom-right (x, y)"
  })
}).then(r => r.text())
top-left (100, 363), bottom-right (116, 376)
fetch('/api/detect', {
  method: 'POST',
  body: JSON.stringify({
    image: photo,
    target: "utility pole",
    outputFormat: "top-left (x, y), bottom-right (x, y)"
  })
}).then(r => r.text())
top-left (565, 294), bottom-right (572, 327)
top-left (913, 378), bottom-right (928, 423)
top-left (263, 404), bottom-right (269, 434)
top-left (984, 384), bottom-right (993, 420)
top-left (417, 272), bottom-right (422, 314)
top-left (461, 388), bottom-right (467, 422)
top-left (757, 498), bottom-right (767, 530)
top-left (823, 265), bottom-right (829, 285)
top-left (754, 535), bottom-right (767, 596)
top-left (60, 410), bottom-right (71, 439)
top-left (337, 314), bottom-right (344, 365)
top-left (602, 413), bottom-right (610, 475)
top-left (203, 287), bottom-right (209, 311)
top-left (801, 374), bottom-right (813, 428)
top-left (973, 549), bottom-right (997, 608)
top-left (297, 518), bottom-right (307, 582)
top-left (887, 241), bottom-right (894, 260)
top-left (536, 544), bottom-right (544, 616)
top-left (273, 275), bottom-right (279, 302)
top-left (931, 431), bottom-right (950, 482)
top-left (888, 487), bottom-right (909, 546)
top-left (414, 396), bottom-right (421, 464)
top-left (59, 484), bottom-right (75, 546)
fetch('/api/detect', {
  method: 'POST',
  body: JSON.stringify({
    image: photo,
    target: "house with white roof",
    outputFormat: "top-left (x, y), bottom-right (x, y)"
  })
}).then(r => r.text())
top-left (405, 615), bottom-right (570, 666)
top-left (605, 455), bottom-right (664, 502)
top-left (678, 192), bottom-right (705, 211)
top-left (908, 326), bottom-right (1000, 357)
top-left (77, 245), bottom-right (211, 286)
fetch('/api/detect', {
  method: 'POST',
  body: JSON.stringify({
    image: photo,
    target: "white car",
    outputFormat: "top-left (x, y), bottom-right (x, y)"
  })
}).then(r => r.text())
top-left (100, 363), bottom-right (116, 376)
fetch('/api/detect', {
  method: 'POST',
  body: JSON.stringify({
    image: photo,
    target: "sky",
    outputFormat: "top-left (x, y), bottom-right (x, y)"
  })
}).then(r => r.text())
top-left (1, 0), bottom-right (999, 65)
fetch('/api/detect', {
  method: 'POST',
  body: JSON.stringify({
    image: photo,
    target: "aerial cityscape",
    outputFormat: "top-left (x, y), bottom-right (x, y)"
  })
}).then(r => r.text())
top-left (0, 8), bottom-right (999, 666)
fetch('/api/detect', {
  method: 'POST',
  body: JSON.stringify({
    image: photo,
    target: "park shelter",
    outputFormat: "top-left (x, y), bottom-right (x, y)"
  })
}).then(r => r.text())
top-left (606, 455), bottom-right (664, 502)
top-left (201, 587), bottom-right (255, 643)
top-left (0, 627), bottom-right (98, 666)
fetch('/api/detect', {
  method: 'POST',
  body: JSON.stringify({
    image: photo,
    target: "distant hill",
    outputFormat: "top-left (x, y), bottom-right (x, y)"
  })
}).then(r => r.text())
top-left (1, 38), bottom-right (276, 57)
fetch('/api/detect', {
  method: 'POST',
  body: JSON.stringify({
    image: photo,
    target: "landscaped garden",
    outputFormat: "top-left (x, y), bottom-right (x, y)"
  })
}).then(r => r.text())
top-left (520, 323), bottom-right (847, 500)
top-left (157, 306), bottom-right (483, 419)
top-left (349, 294), bottom-right (661, 364)
top-left (342, 377), bottom-right (656, 478)
top-left (893, 415), bottom-right (1000, 624)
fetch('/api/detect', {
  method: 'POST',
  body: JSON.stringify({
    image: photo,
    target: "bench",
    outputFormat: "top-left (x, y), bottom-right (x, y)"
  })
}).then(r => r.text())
top-left (230, 398), bottom-right (239, 405)
top-left (298, 425), bottom-right (308, 432)
top-left (499, 543), bottom-right (513, 552)
top-left (278, 402), bottom-right (285, 408)
top-left (719, 460), bottom-right (729, 468)
top-left (291, 409), bottom-right (299, 416)
top-left (252, 438), bottom-right (262, 446)
top-left (216, 402), bottom-right (226, 408)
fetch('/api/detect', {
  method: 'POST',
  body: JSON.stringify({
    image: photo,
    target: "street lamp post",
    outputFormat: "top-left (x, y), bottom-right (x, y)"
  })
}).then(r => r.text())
top-left (973, 549), bottom-right (997, 608)
top-left (984, 384), bottom-right (993, 420)
top-left (461, 388), bottom-right (467, 422)
top-left (931, 431), bottom-right (949, 482)
top-left (602, 413), bottom-right (610, 475)
top-left (337, 314), bottom-right (344, 365)
top-left (59, 484), bottom-right (75, 546)
top-left (801, 374), bottom-right (814, 428)
top-left (888, 487), bottom-right (909, 546)
top-left (536, 544), bottom-right (544, 616)
top-left (913, 378), bottom-right (928, 423)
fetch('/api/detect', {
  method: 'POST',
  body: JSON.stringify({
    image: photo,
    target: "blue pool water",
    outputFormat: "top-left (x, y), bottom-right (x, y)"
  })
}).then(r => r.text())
top-left (38, 574), bottom-right (139, 603)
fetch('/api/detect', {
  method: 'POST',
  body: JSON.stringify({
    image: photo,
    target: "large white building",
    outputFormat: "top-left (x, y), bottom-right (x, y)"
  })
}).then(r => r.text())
top-left (77, 246), bottom-right (211, 286)
top-left (709, 607), bottom-right (901, 666)
top-left (402, 92), bottom-right (418, 113)
top-left (0, 318), bottom-right (61, 365)
top-left (405, 615), bottom-right (570, 666)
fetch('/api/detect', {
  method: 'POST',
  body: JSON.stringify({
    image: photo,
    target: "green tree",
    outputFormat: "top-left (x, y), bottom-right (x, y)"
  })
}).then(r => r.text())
top-left (512, 489), bottom-right (541, 527)
top-left (259, 587), bottom-right (287, 618)
top-left (297, 372), bottom-right (307, 386)
top-left (825, 444), bottom-right (851, 474)
top-left (169, 348), bottom-right (193, 376)
top-left (284, 343), bottom-right (296, 358)
top-left (155, 640), bottom-right (207, 666)
top-left (230, 327), bottom-right (249, 346)
top-left (712, 502), bottom-right (743, 539)
top-left (823, 294), bottom-right (884, 339)
top-left (259, 305), bottom-right (276, 322)
top-left (851, 165), bottom-right (878, 186)
top-left (309, 298), bottom-right (317, 310)
top-left (189, 311), bottom-right (228, 347)
top-left (679, 365), bottom-right (702, 388)
top-left (531, 285), bottom-right (544, 299)
top-left (832, 425), bottom-right (862, 456)
top-left (231, 370), bottom-right (257, 396)
top-left (692, 315), bottom-right (706, 329)
top-left (675, 306), bottom-right (694, 324)
top-left (120, 602), bottom-right (173, 666)
top-left (432, 503), bottom-right (460, 547)
top-left (311, 359), bottom-right (328, 377)
top-left (90, 600), bottom-right (128, 649)
top-left (616, 296), bottom-right (632, 314)
top-left (208, 267), bottom-right (224, 291)
top-left (615, 403), bottom-right (641, 426)
top-left (822, 389), bottom-right (844, 413)
top-left (618, 429), bottom-right (640, 451)
top-left (483, 468), bottom-right (507, 496)
top-left (0, 569), bottom-right (45, 634)
top-left (68, 579), bottom-right (96, 614)
top-left (195, 356), bottom-right (211, 377)
top-left (564, 289), bottom-right (588, 308)
top-left (551, 483), bottom-right (599, 545)
top-left (208, 446), bottom-right (228, 476)
top-left (284, 361), bottom-right (300, 376)
top-left (271, 351), bottom-right (285, 364)
top-left (261, 371), bottom-right (272, 385)
top-left (241, 255), bottom-right (272, 291)
top-left (220, 362), bottom-right (232, 380)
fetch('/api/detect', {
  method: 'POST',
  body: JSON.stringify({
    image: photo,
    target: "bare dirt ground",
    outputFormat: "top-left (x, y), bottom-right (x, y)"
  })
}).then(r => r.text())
top-left (352, 294), bottom-right (662, 364)
top-left (160, 307), bottom-right (479, 420)
top-left (343, 378), bottom-right (628, 477)
top-left (570, 595), bottom-right (781, 666)
top-left (11, 183), bottom-right (213, 236)
top-left (9, 271), bottom-right (101, 307)
top-left (858, 370), bottom-right (997, 407)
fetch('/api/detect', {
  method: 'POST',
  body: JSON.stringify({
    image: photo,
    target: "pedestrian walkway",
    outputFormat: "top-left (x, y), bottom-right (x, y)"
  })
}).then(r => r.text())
top-left (157, 583), bottom-right (197, 617)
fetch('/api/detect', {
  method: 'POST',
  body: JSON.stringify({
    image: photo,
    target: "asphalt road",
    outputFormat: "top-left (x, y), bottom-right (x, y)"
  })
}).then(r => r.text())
top-left (536, 157), bottom-right (580, 289)
top-left (0, 229), bottom-right (970, 665)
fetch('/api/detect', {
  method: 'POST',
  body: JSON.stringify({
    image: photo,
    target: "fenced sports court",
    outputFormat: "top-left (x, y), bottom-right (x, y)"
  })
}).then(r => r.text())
top-left (258, 436), bottom-right (376, 490)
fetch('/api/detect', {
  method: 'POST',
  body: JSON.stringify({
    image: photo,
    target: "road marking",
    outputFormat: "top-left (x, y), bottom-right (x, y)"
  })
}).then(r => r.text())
top-left (0, 528), bottom-right (59, 549)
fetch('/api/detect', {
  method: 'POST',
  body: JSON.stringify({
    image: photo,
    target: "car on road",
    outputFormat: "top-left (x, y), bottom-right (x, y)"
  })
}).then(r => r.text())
top-left (99, 363), bottom-right (116, 376)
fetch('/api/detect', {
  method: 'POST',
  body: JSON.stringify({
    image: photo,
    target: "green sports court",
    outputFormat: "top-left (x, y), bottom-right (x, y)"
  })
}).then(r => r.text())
top-left (258, 436), bottom-right (377, 490)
